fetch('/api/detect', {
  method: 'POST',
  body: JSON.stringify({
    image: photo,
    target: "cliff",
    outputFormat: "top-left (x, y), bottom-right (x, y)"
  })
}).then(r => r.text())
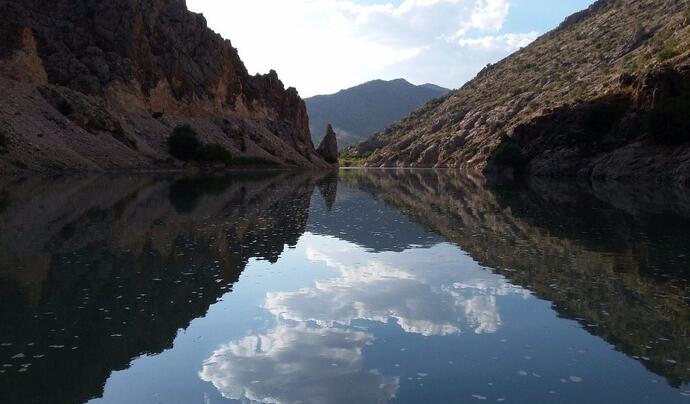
top-left (346, 0), bottom-right (690, 185)
top-left (0, 0), bottom-right (332, 172)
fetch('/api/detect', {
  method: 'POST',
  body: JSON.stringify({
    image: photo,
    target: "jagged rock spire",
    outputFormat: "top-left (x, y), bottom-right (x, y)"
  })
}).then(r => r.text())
top-left (317, 124), bottom-right (339, 164)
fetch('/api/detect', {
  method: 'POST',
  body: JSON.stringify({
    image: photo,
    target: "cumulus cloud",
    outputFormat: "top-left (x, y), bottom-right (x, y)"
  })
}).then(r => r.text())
top-left (187, 0), bottom-right (538, 96)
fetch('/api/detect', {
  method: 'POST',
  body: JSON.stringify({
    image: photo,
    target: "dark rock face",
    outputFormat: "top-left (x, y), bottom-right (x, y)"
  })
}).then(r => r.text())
top-left (317, 124), bottom-right (339, 165)
top-left (486, 63), bottom-right (690, 185)
top-left (0, 0), bottom-right (329, 171)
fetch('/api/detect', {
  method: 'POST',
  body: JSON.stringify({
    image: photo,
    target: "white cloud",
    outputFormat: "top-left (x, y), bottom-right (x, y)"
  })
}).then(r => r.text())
top-left (187, 0), bottom-right (537, 96)
top-left (457, 31), bottom-right (539, 51)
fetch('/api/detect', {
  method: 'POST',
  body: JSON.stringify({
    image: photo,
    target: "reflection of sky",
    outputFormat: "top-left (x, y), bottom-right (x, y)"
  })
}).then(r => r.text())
top-left (200, 322), bottom-right (399, 404)
top-left (268, 240), bottom-right (529, 336)
top-left (201, 236), bottom-right (529, 403)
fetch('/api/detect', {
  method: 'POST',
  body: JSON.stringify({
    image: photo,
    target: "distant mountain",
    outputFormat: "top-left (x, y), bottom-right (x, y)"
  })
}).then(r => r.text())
top-left (306, 79), bottom-right (450, 147)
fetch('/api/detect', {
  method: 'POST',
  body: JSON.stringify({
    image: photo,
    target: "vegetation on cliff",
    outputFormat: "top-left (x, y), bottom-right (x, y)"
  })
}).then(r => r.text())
top-left (0, 0), bottom-right (333, 172)
top-left (347, 0), bottom-right (690, 184)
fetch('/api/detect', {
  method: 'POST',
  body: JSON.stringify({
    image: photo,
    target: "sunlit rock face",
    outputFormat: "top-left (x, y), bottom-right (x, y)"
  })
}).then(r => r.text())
top-left (0, 0), bottom-right (331, 171)
top-left (199, 322), bottom-right (399, 404)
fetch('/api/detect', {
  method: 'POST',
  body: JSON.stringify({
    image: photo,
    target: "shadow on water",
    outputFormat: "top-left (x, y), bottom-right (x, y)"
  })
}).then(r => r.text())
top-left (0, 169), bottom-right (689, 402)
top-left (0, 172), bottom-right (327, 404)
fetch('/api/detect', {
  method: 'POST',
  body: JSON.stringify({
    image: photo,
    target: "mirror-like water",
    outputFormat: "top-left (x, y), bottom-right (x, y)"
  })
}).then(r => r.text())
top-left (1, 170), bottom-right (689, 403)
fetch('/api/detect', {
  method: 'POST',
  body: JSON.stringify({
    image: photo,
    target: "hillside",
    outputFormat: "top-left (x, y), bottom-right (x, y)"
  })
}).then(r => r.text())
top-left (345, 0), bottom-right (690, 184)
top-left (306, 79), bottom-right (449, 147)
top-left (0, 0), bottom-right (333, 172)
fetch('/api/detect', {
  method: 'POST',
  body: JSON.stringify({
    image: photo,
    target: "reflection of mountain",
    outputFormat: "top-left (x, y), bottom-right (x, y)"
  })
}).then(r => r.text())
top-left (0, 172), bottom-right (325, 404)
top-left (341, 169), bottom-right (690, 387)
top-left (307, 174), bottom-right (441, 252)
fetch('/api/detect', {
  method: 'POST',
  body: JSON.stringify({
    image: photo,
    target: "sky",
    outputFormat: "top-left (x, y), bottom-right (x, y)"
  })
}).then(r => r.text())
top-left (187, 0), bottom-right (596, 97)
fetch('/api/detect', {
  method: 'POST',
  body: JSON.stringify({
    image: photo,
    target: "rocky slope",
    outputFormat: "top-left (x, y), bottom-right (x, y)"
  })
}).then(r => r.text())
top-left (346, 0), bottom-right (690, 184)
top-left (306, 79), bottom-right (449, 148)
top-left (0, 0), bottom-right (333, 172)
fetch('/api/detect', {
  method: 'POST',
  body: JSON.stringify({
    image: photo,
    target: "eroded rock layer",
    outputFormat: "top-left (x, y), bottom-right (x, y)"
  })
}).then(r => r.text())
top-left (0, 0), bottom-right (331, 172)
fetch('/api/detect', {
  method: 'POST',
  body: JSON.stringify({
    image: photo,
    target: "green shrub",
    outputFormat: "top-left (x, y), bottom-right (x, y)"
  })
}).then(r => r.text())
top-left (0, 128), bottom-right (7, 148)
top-left (168, 125), bottom-right (201, 161)
top-left (229, 156), bottom-right (280, 167)
top-left (658, 45), bottom-right (680, 61)
top-left (655, 34), bottom-right (680, 61)
top-left (647, 96), bottom-right (690, 145)
top-left (196, 144), bottom-right (233, 164)
top-left (492, 140), bottom-right (524, 167)
top-left (509, 86), bottom-right (525, 97)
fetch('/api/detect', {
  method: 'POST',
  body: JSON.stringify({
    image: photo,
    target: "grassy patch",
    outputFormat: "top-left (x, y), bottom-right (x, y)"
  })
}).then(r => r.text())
top-left (658, 44), bottom-right (681, 61)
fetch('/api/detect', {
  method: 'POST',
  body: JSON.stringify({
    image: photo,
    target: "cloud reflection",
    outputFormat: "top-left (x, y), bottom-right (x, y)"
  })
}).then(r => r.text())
top-left (267, 242), bottom-right (527, 336)
top-left (199, 322), bottom-right (399, 403)
top-left (201, 238), bottom-right (528, 403)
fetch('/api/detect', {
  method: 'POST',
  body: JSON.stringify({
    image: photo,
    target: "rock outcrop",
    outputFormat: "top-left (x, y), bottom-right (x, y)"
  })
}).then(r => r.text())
top-left (317, 124), bottom-right (339, 164)
top-left (346, 0), bottom-right (690, 185)
top-left (0, 0), bottom-right (332, 172)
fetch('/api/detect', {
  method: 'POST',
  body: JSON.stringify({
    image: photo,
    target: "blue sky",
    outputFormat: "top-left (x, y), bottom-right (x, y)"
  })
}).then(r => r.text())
top-left (188, 0), bottom-right (596, 96)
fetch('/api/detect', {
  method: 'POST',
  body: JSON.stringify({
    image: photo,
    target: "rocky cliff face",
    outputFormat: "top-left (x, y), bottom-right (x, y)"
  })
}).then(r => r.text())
top-left (347, 0), bottom-right (690, 185)
top-left (0, 0), bottom-right (332, 172)
top-left (317, 124), bottom-right (339, 164)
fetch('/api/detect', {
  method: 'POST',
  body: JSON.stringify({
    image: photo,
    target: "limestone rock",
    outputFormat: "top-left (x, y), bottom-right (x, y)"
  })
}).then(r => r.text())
top-left (317, 124), bottom-right (339, 164)
top-left (0, 0), bottom-right (331, 171)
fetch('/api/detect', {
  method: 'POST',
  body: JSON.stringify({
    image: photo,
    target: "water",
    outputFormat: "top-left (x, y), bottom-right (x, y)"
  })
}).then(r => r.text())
top-left (1, 170), bottom-right (690, 403)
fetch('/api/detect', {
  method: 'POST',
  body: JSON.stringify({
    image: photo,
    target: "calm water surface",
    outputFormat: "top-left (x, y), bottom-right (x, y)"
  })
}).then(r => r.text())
top-left (1, 170), bottom-right (690, 403)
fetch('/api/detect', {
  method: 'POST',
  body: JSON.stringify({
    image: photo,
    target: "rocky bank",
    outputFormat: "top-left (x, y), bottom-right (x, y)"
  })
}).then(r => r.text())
top-left (0, 0), bottom-right (334, 172)
top-left (346, 0), bottom-right (690, 185)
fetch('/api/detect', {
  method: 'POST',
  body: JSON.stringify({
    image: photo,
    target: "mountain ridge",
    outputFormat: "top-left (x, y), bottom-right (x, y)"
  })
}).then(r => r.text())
top-left (346, 0), bottom-right (690, 185)
top-left (306, 78), bottom-right (449, 148)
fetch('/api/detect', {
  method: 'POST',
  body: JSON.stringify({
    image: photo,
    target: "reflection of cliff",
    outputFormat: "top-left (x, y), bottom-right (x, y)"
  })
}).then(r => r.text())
top-left (341, 169), bottom-right (690, 387)
top-left (0, 172), bottom-right (324, 404)
top-left (307, 173), bottom-right (441, 252)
